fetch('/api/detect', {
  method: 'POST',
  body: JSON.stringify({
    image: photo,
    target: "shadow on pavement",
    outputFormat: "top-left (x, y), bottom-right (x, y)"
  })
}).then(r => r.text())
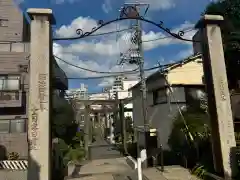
top-left (66, 164), bottom-right (94, 179)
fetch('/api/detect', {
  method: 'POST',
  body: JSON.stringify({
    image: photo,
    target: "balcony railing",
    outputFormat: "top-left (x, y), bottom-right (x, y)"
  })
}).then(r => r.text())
top-left (0, 90), bottom-right (22, 107)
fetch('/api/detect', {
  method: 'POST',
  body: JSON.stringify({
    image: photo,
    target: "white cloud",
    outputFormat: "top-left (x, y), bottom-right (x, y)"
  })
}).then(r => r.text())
top-left (142, 21), bottom-right (196, 50)
top-left (55, 16), bottom-right (128, 39)
top-left (53, 42), bottom-right (138, 85)
top-left (102, 0), bottom-right (112, 13)
top-left (55, 17), bottom-right (196, 56)
top-left (125, 0), bottom-right (175, 10)
top-left (98, 78), bottom-right (115, 87)
top-left (54, 16), bottom-right (197, 88)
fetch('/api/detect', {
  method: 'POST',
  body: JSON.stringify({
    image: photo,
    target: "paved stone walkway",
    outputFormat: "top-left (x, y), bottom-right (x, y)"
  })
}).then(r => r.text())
top-left (89, 138), bottom-right (122, 160)
top-left (66, 126), bottom-right (135, 180)
top-left (143, 166), bottom-right (200, 180)
top-left (66, 125), bottom-right (200, 180)
top-left (66, 157), bottom-right (135, 180)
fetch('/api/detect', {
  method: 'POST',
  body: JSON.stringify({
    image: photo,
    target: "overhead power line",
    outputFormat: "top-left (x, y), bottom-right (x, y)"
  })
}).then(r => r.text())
top-left (54, 60), bottom-right (193, 80)
top-left (53, 55), bottom-right (139, 74)
top-left (53, 27), bottom-right (133, 39)
top-left (54, 54), bottom-right (181, 76)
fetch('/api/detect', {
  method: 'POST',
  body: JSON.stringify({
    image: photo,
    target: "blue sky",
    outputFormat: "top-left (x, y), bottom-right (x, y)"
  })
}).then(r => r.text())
top-left (17, 0), bottom-right (212, 93)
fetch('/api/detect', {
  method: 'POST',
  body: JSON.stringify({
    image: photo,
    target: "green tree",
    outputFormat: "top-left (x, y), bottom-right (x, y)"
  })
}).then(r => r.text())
top-left (52, 97), bottom-right (85, 164)
top-left (52, 96), bottom-right (79, 146)
top-left (205, 0), bottom-right (240, 89)
top-left (168, 107), bottom-right (213, 171)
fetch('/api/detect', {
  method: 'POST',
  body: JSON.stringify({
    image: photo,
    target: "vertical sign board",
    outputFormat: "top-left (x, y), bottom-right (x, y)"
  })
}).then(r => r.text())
top-left (196, 15), bottom-right (238, 178)
top-left (27, 9), bottom-right (54, 180)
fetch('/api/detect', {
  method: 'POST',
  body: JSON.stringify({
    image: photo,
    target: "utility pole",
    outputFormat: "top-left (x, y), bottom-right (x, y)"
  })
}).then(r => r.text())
top-left (119, 100), bottom-right (128, 154)
top-left (84, 104), bottom-right (90, 159)
top-left (119, 3), bottom-right (149, 168)
top-left (136, 8), bottom-right (148, 133)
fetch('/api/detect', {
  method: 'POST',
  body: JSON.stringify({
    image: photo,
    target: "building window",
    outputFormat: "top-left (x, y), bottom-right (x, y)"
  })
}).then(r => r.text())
top-left (81, 115), bottom-right (84, 122)
top-left (0, 75), bottom-right (20, 101)
top-left (169, 87), bottom-right (186, 103)
top-left (0, 91), bottom-right (19, 100)
top-left (0, 120), bottom-right (10, 133)
top-left (0, 75), bottom-right (20, 90)
top-left (0, 119), bottom-right (26, 133)
top-left (10, 119), bottom-right (26, 133)
top-left (0, 19), bottom-right (8, 27)
top-left (11, 43), bottom-right (24, 52)
top-left (0, 43), bottom-right (10, 52)
top-left (153, 89), bottom-right (167, 105)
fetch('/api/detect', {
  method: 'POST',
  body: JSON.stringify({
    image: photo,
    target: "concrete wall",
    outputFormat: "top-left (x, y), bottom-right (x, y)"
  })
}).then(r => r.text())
top-left (0, 0), bottom-right (29, 42)
top-left (0, 133), bottom-right (28, 159)
top-left (0, 51), bottom-right (29, 73)
top-left (0, 170), bottom-right (27, 180)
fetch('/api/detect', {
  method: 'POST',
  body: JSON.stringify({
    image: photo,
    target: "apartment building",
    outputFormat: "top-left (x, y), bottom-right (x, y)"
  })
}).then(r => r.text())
top-left (0, 0), bottom-right (68, 159)
top-left (66, 83), bottom-right (88, 99)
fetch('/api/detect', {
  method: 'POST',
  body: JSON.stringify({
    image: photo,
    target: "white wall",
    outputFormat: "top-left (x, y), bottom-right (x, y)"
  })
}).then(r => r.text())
top-left (118, 90), bottom-right (133, 119)
top-left (122, 80), bottom-right (138, 91)
top-left (117, 80), bottom-right (138, 119)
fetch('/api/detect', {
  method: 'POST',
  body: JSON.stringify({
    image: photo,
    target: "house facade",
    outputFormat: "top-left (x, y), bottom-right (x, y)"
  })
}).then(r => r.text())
top-left (0, 0), bottom-right (68, 159)
top-left (131, 54), bottom-right (204, 150)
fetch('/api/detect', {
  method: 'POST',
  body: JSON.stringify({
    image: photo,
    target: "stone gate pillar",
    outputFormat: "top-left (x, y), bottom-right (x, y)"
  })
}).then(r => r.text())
top-left (196, 15), bottom-right (238, 178)
top-left (27, 8), bottom-right (55, 180)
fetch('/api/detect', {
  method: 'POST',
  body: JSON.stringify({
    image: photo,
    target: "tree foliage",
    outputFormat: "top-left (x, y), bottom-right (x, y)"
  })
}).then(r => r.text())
top-left (168, 107), bottom-right (214, 171)
top-left (52, 97), bottom-right (86, 164)
top-left (168, 108), bottom-right (210, 153)
top-left (205, 0), bottom-right (240, 89)
top-left (52, 97), bottom-right (79, 146)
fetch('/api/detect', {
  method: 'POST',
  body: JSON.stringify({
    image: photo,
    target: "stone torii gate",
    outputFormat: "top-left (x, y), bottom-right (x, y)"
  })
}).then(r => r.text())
top-left (73, 98), bottom-right (132, 159)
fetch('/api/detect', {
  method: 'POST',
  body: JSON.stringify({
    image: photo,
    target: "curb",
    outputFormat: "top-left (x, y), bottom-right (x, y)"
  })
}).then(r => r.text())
top-left (126, 156), bottom-right (137, 170)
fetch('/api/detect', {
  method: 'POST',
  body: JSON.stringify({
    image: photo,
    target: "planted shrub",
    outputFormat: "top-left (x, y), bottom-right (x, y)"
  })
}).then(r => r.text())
top-left (7, 152), bottom-right (19, 160)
